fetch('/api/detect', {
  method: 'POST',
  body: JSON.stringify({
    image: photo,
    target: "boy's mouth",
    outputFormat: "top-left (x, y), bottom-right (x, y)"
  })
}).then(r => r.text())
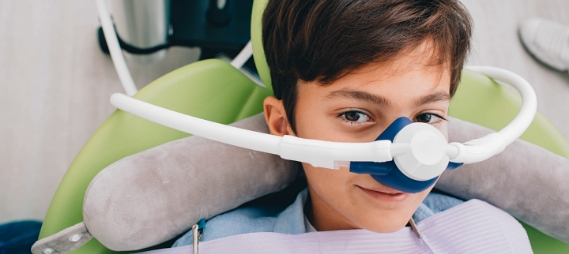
top-left (356, 185), bottom-right (410, 202)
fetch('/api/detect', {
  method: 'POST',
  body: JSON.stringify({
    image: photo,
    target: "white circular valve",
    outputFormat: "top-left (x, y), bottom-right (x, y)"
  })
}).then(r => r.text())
top-left (393, 123), bottom-right (449, 181)
top-left (410, 130), bottom-right (446, 165)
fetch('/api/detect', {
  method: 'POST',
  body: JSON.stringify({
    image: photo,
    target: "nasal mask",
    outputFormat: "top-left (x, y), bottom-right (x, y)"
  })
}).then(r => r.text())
top-left (111, 66), bottom-right (537, 193)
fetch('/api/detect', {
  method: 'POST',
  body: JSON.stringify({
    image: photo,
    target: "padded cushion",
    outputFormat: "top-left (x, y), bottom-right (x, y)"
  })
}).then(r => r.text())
top-left (82, 114), bottom-right (299, 251)
top-left (442, 117), bottom-right (569, 244)
top-left (38, 59), bottom-right (272, 254)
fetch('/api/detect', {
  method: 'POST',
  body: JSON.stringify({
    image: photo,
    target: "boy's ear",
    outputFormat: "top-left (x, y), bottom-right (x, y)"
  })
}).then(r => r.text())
top-left (263, 96), bottom-right (292, 136)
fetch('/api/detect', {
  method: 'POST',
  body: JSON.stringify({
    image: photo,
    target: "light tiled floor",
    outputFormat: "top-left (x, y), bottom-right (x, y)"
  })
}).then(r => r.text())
top-left (0, 0), bottom-right (568, 223)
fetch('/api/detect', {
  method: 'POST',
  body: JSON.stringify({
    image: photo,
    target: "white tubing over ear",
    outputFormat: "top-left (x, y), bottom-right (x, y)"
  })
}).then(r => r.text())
top-left (447, 66), bottom-right (537, 164)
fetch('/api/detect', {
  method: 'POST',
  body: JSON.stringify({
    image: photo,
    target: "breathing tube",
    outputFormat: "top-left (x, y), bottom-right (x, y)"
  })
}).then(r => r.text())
top-left (110, 66), bottom-right (536, 193)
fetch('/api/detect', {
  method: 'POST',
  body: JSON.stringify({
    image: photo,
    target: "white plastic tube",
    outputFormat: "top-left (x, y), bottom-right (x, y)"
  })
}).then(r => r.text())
top-left (110, 66), bottom-right (536, 168)
top-left (111, 93), bottom-right (281, 154)
top-left (279, 135), bottom-right (394, 169)
top-left (110, 93), bottom-right (399, 169)
top-left (466, 66), bottom-right (537, 144)
top-left (230, 41), bottom-right (253, 70)
top-left (96, 0), bottom-right (138, 96)
top-left (448, 66), bottom-right (537, 164)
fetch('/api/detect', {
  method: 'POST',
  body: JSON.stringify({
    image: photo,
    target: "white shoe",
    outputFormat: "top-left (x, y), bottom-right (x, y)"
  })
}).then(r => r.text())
top-left (518, 18), bottom-right (569, 71)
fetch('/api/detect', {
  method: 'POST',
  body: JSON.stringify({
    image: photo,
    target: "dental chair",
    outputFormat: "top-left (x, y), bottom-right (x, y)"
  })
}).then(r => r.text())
top-left (37, 0), bottom-right (569, 253)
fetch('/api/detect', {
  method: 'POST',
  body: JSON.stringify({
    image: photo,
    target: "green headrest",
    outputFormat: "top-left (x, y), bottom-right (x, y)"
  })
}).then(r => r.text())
top-left (251, 0), bottom-right (272, 92)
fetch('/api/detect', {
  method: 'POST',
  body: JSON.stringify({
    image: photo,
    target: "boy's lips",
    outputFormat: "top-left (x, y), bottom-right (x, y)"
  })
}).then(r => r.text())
top-left (356, 185), bottom-right (410, 202)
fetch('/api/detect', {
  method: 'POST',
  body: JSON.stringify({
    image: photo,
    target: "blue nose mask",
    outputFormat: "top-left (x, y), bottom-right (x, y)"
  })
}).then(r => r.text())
top-left (350, 117), bottom-right (462, 193)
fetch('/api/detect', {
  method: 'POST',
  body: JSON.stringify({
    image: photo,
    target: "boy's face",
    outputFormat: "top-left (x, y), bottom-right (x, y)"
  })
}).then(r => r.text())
top-left (264, 43), bottom-right (451, 232)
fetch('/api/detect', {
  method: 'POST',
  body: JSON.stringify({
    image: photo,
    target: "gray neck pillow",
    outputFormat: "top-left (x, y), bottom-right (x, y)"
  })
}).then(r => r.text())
top-left (31, 114), bottom-right (569, 253)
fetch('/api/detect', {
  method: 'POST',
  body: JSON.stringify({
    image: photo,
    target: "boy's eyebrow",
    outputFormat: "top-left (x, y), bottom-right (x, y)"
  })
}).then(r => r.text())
top-left (326, 89), bottom-right (391, 108)
top-left (413, 92), bottom-right (451, 106)
top-left (325, 89), bottom-right (450, 107)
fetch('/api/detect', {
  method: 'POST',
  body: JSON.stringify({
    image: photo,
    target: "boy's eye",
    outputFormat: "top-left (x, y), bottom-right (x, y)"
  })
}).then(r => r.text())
top-left (339, 110), bottom-right (370, 124)
top-left (414, 113), bottom-right (446, 124)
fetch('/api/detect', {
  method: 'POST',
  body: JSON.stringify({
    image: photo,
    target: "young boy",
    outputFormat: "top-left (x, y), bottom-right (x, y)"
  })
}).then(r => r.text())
top-left (173, 0), bottom-right (528, 246)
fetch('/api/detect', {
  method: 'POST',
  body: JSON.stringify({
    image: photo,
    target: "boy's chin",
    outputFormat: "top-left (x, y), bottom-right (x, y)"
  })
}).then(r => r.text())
top-left (357, 215), bottom-right (413, 233)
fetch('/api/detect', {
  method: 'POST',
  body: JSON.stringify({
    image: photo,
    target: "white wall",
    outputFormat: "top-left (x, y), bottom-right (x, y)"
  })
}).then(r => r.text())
top-left (0, 0), bottom-right (200, 223)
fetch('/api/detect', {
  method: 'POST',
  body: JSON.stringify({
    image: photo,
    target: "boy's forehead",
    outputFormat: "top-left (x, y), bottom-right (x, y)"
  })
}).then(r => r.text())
top-left (358, 41), bottom-right (449, 77)
top-left (330, 40), bottom-right (451, 87)
top-left (297, 58), bottom-right (451, 109)
top-left (324, 88), bottom-right (450, 109)
top-left (325, 61), bottom-right (450, 96)
top-left (348, 61), bottom-right (449, 85)
top-left (297, 40), bottom-right (452, 107)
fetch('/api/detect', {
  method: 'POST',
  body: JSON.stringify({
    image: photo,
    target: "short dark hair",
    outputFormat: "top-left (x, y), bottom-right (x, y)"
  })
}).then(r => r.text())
top-left (262, 0), bottom-right (473, 132)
